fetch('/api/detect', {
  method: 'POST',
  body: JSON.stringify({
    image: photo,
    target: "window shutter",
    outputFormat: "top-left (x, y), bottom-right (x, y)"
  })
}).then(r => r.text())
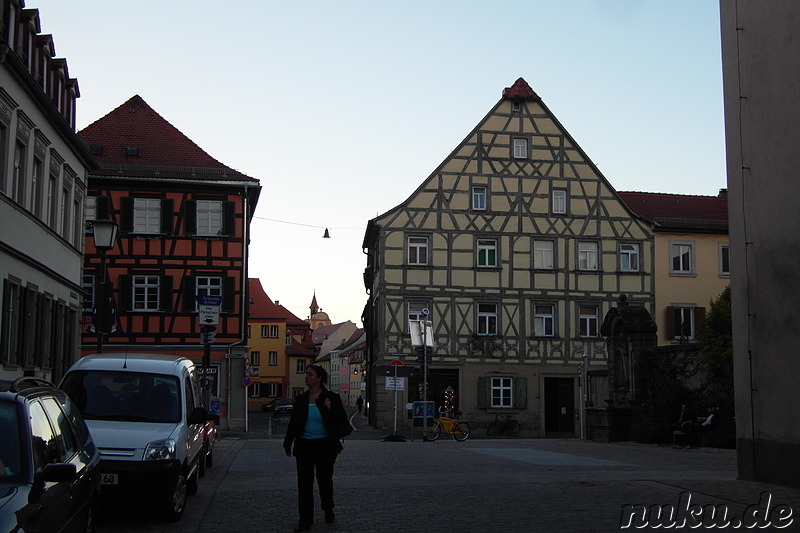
top-left (23, 286), bottom-right (37, 366)
top-left (159, 275), bottom-right (174, 312)
top-left (0, 280), bottom-right (11, 363)
top-left (118, 275), bottom-right (133, 311)
top-left (96, 196), bottom-right (111, 219)
top-left (160, 199), bottom-right (174, 235)
top-left (514, 377), bottom-right (528, 409)
top-left (183, 276), bottom-right (197, 311)
top-left (277, 383), bottom-right (283, 397)
top-left (694, 306), bottom-right (706, 335)
top-left (223, 276), bottom-right (236, 313)
top-left (222, 201), bottom-right (235, 236)
top-left (477, 376), bottom-right (488, 409)
top-left (184, 200), bottom-right (197, 236)
top-left (120, 197), bottom-right (134, 233)
top-left (665, 306), bottom-right (675, 339)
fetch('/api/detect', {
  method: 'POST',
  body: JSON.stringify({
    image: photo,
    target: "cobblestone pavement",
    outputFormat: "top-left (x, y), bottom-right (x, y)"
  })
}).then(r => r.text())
top-left (96, 411), bottom-right (800, 533)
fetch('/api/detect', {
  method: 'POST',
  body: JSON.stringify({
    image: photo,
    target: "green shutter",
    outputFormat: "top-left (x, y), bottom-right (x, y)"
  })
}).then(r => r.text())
top-left (477, 376), bottom-right (488, 409)
top-left (514, 377), bottom-right (528, 409)
top-left (159, 276), bottom-right (174, 312)
top-left (222, 201), bottom-right (235, 236)
top-left (120, 197), bottom-right (134, 233)
top-left (118, 275), bottom-right (133, 311)
top-left (183, 276), bottom-right (197, 311)
top-left (96, 196), bottom-right (111, 220)
top-left (222, 277), bottom-right (236, 313)
top-left (160, 199), bottom-right (174, 235)
top-left (184, 200), bottom-right (197, 236)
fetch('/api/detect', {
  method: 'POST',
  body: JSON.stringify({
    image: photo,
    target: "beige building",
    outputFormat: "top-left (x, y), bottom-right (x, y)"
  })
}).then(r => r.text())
top-left (363, 78), bottom-right (654, 436)
top-left (618, 191), bottom-right (729, 346)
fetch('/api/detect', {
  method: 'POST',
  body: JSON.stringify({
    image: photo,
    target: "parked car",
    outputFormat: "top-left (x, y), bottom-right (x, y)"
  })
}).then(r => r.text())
top-left (0, 377), bottom-right (100, 533)
top-left (60, 354), bottom-right (215, 522)
top-left (261, 398), bottom-right (293, 415)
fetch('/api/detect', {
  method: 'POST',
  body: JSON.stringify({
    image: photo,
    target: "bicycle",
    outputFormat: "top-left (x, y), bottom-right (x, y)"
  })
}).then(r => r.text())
top-left (427, 409), bottom-right (471, 442)
top-left (486, 413), bottom-right (521, 437)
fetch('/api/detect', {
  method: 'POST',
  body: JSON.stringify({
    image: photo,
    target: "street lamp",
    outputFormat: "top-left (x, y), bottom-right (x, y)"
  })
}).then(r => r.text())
top-left (92, 219), bottom-right (118, 354)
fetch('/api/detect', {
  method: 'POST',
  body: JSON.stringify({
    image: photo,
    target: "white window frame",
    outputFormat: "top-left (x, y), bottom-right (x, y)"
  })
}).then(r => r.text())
top-left (82, 274), bottom-right (95, 311)
top-left (578, 305), bottom-right (599, 338)
top-left (194, 276), bottom-right (222, 310)
top-left (578, 241), bottom-right (599, 271)
top-left (477, 303), bottom-right (498, 336)
top-left (670, 241), bottom-right (695, 275)
top-left (477, 238), bottom-right (498, 268)
top-left (673, 307), bottom-right (696, 340)
top-left (249, 383), bottom-right (261, 398)
top-left (533, 240), bottom-right (554, 269)
top-left (533, 304), bottom-right (555, 337)
top-left (196, 199), bottom-right (223, 236)
top-left (296, 359), bottom-right (306, 373)
top-left (491, 377), bottom-right (513, 408)
top-left (269, 351), bottom-right (278, 366)
top-left (619, 243), bottom-right (640, 272)
top-left (250, 351), bottom-right (260, 365)
top-left (132, 275), bottom-right (161, 311)
top-left (472, 186), bottom-right (487, 210)
top-left (513, 137), bottom-right (528, 159)
top-left (133, 198), bottom-right (161, 234)
top-left (260, 325), bottom-right (269, 338)
top-left (552, 189), bottom-right (567, 214)
top-left (407, 236), bottom-right (429, 266)
top-left (407, 300), bottom-right (429, 324)
top-left (266, 382), bottom-right (279, 397)
top-left (719, 243), bottom-right (730, 277)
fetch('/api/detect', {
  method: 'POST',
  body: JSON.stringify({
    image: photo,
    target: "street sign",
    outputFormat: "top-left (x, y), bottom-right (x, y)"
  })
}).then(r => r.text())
top-left (412, 401), bottom-right (435, 418)
top-left (242, 376), bottom-right (252, 387)
top-left (385, 377), bottom-right (404, 391)
top-left (195, 295), bottom-right (222, 326)
top-left (376, 365), bottom-right (415, 377)
top-left (390, 359), bottom-right (403, 366)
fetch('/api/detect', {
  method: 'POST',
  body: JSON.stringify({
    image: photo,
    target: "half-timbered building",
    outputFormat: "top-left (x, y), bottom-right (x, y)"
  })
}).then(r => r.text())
top-left (78, 96), bottom-right (260, 430)
top-left (362, 78), bottom-right (654, 436)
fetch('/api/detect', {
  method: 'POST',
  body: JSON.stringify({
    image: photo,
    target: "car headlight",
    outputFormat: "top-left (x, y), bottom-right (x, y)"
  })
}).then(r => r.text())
top-left (144, 439), bottom-right (176, 461)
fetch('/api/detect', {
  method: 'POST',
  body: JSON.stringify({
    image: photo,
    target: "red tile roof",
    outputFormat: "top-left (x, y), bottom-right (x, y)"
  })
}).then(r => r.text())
top-left (248, 279), bottom-right (306, 324)
top-left (502, 77), bottom-right (539, 101)
top-left (618, 191), bottom-right (729, 231)
top-left (79, 95), bottom-right (257, 182)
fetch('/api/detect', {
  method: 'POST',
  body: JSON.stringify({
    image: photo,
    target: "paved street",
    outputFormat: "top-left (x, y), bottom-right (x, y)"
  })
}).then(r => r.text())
top-left (96, 411), bottom-right (800, 532)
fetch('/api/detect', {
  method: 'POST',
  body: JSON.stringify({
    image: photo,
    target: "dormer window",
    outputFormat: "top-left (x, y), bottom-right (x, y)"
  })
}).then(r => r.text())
top-left (512, 101), bottom-right (522, 112)
top-left (89, 144), bottom-right (103, 155)
top-left (126, 146), bottom-right (139, 156)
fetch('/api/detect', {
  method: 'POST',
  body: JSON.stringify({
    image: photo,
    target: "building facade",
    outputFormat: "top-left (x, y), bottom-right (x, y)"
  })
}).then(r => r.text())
top-left (363, 78), bottom-right (654, 436)
top-left (78, 95), bottom-right (260, 430)
top-left (618, 191), bottom-right (729, 346)
top-left (0, 1), bottom-right (95, 382)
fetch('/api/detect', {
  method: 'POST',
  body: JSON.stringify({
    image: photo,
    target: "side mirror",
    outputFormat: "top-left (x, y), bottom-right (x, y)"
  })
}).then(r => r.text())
top-left (188, 407), bottom-right (209, 425)
top-left (29, 463), bottom-right (77, 503)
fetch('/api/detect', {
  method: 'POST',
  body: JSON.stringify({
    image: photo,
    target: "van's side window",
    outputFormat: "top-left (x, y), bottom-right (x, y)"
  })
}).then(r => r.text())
top-left (184, 377), bottom-right (194, 418)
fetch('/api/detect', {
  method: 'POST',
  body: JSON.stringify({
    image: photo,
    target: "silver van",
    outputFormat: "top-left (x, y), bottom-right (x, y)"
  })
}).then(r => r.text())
top-left (60, 353), bottom-right (214, 521)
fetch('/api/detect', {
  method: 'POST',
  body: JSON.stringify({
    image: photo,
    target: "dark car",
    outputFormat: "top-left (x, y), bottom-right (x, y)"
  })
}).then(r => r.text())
top-left (0, 377), bottom-right (100, 533)
top-left (261, 398), bottom-right (293, 415)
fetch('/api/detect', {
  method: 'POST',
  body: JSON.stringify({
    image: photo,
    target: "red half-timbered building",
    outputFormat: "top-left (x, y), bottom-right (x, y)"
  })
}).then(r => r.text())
top-left (78, 95), bottom-right (260, 430)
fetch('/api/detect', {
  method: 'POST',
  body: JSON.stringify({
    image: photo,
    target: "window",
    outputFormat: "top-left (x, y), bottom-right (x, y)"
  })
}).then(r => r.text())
top-left (407, 236), bottom-right (429, 265)
top-left (250, 351), bottom-right (260, 365)
top-left (194, 276), bottom-right (222, 310)
top-left (511, 101), bottom-right (522, 112)
top-left (619, 243), bottom-right (640, 272)
top-left (477, 303), bottom-right (498, 336)
top-left (407, 301), bottom-right (429, 324)
top-left (132, 275), bottom-right (161, 311)
top-left (491, 377), bottom-right (513, 408)
top-left (266, 382), bottom-right (279, 397)
top-left (512, 138), bottom-right (528, 159)
top-left (719, 243), bottom-right (730, 277)
top-left (195, 200), bottom-right (223, 236)
top-left (533, 304), bottom-right (555, 337)
top-left (578, 305), bottom-right (599, 338)
top-left (12, 141), bottom-right (26, 205)
top-left (261, 326), bottom-right (268, 338)
top-left (31, 156), bottom-right (43, 216)
top-left (477, 238), bottom-right (497, 268)
top-left (671, 307), bottom-right (696, 340)
top-left (269, 352), bottom-right (278, 366)
top-left (271, 325), bottom-right (278, 338)
top-left (670, 241), bottom-right (695, 274)
top-left (296, 359), bottom-right (306, 373)
top-left (578, 242), bottom-right (598, 271)
top-left (61, 184), bottom-right (71, 240)
top-left (133, 198), bottom-right (162, 233)
top-left (82, 274), bottom-right (95, 311)
top-left (46, 173), bottom-right (58, 229)
top-left (533, 240), bottom-right (554, 269)
top-left (552, 189), bottom-right (567, 214)
top-left (472, 186), bottom-right (487, 210)
top-left (286, 334), bottom-right (292, 346)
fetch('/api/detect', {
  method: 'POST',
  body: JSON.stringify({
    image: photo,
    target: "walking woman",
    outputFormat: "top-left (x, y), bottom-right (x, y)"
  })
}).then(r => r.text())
top-left (284, 364), bottom-right (351, 532)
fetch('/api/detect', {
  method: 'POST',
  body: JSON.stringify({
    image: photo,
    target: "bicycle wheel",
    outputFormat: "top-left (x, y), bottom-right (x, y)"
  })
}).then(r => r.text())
top-left (452, 422), bottom-right (470, 442)
top-left (505, 420), bottom-right (521, 437)
top-left (427, 420), bottom-right (441, 441)
top-left (487, 420), bottom-right (503, 436)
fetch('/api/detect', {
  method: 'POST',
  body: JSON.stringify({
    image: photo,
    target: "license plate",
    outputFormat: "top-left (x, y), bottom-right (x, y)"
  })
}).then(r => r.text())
top-left (99, 473), bottom-right (118, 485)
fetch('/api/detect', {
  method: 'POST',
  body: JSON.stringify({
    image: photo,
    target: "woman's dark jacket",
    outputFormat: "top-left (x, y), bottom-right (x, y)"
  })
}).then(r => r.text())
top-left (283, 387), bottom-right (350, 456)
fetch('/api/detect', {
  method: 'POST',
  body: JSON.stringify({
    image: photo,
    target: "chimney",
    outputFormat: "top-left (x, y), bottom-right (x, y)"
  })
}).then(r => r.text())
top-left (718, 188), bottom-right (728, 197)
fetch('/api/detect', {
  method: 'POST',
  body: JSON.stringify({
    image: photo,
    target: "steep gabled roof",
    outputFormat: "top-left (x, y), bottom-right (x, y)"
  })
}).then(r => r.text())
top-left (618, 191), bottom-right (728, 232)
top-left (502, 77), bottom-right (540, 101)
top-left (79, 95), bottom-right (257, 183)
top-left (249, 279), bottom-right (308, 324)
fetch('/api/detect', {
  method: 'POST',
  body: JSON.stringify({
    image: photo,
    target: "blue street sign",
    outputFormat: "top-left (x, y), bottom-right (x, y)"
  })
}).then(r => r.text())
top-left (195, 294), bottom-right (223, 306)
top-left (412, 401), bottom-right (435, 418)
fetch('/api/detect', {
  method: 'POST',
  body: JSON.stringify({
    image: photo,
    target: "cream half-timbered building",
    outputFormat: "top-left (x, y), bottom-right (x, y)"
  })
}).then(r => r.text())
top-left (363, 78), bottom-right (654, 436)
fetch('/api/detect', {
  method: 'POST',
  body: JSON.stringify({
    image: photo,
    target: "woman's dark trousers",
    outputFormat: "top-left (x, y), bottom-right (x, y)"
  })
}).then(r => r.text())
top-left (295, 438), bottom-right (336, 524)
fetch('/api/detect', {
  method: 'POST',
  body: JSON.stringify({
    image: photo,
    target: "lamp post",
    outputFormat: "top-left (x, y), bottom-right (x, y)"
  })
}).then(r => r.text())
top-left (92, 219), bottom-right (118, 354)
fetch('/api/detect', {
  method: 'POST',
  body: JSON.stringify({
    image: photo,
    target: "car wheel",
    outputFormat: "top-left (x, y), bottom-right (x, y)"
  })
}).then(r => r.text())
top-left (85, 496), bottom-right (97, 533)
top-left (162, 472), bottom-right (187, 522)
top-left (187, 463), bottom-right (200, 495)
top-left (199, 445), bottom-right (207, 477)
top-left (206, 446), bottom-right (213, 468)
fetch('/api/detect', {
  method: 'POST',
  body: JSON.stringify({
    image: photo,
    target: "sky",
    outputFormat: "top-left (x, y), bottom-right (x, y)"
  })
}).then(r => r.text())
top-left (30, 1), bottom-right (725, 327)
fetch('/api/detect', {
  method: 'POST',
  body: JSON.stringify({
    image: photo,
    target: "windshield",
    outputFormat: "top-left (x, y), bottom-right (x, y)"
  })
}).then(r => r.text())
top-left (0, 401), bottom-right (21, 481)
top-left (61, 371), bottom-right (181, 423)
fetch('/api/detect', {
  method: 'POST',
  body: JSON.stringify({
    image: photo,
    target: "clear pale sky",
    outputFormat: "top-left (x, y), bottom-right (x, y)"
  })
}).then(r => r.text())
top-left (31, 1), bottom-right (725, 327)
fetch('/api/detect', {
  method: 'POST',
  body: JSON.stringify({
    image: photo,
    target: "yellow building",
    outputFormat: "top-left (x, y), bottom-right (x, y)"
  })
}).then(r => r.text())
top-left (363, 78), bottom-right (654, 436)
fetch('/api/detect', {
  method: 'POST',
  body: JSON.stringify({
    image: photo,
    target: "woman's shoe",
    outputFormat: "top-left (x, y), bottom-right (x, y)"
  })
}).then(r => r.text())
top-left (294, 522), bottom-right (313, 532)
top-left (325, 510), bottom-right (335, 523)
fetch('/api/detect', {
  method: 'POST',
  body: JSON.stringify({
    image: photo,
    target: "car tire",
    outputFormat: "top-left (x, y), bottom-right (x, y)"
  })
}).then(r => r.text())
top-left (187, 463), bottom-right (200, 495)
top-left (206, 446), bottom-right (213, 468)
top-left (199, 445), bottom-right (207, 477)
top-left (162, 472), bottom-right (187, 522)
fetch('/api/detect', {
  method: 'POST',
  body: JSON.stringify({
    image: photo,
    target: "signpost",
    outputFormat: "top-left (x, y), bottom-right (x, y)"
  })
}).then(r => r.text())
top-left (195, 295), bottom-right (222, 407)
top-left (408, 309), bottom-right (433, 440)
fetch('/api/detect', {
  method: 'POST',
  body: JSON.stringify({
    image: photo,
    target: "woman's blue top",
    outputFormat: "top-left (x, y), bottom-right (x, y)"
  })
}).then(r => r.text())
top-left (302, 404), bottom-right (329, 439)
